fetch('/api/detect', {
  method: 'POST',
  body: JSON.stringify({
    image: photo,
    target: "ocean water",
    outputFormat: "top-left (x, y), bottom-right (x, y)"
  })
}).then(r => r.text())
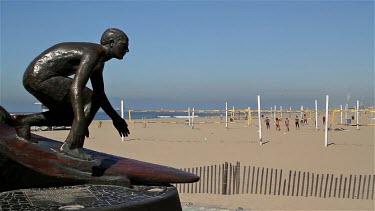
top-left (93, 110), bottom-right (287, 120)
top-left (94, 111), bottom-right (224, 120)
top-left (10, 110), bottom-right (298, 121)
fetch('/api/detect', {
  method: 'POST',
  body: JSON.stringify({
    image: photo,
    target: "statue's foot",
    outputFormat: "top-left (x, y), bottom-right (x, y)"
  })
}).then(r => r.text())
top-left (13, 123), bottom-right (38, 143)
top-left (60, 143), bottom-right (92, 161)
top-left (15, 134), bottom-right (39, 143)
top-left (1, 106), bottom-right (38, 143)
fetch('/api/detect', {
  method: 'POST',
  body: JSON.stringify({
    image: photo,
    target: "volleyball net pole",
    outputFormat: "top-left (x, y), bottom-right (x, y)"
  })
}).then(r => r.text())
top-left (274, 105), bottom-right (276, 119)
top-left (192, 107), bottom-right (195, 129)
top-left (325, 95), bottom-right (329, 147)
top-left (357, 100), bottom-right (359, 130)
top-left (247, 107), bottom-right (251, 125)
top-left (315, 100), bottom-right (318, 130)
top-left (340, 105), bottom-right (343, 124)
top-left (289, 107), bottom-right (292, 118)
top-left (258, 95), bottom-right (263, 145)
top-left (280, 106), bottom-right (283, 119)
top-left (225, 102), bottom-right (228, 130)
top-left (188, 107), bottom-right (191, 126)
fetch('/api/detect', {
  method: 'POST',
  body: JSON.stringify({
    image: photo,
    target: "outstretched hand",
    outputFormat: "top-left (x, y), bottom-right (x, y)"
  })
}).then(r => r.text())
top-left (113, 118), bottom-right (130, 137)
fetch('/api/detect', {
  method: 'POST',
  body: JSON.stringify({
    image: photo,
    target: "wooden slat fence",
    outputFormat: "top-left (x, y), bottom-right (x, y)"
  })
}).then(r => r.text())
top-left (175, 162), bottom-right (375, 200)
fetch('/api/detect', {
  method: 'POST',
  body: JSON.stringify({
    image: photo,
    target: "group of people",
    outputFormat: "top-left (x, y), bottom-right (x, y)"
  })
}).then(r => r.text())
top-left (264, 114), bottom-right (313, 131)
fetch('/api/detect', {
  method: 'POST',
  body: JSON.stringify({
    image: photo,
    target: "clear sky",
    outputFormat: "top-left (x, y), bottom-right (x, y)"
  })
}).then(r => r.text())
top-left (1, 0), bottom-right (374, 112)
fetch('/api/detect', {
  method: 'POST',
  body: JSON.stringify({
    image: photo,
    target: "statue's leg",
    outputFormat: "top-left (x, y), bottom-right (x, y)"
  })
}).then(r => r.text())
top-left (15, 75), bottom-right (74, 143)
top-left (11, 113), bottom-right (46, 143)
top-left (1, 105), bottom-right (34, 141)
top-left (10, 109), bottom-right (74, 143)
top-left (60, 88), bottom-right (102, 160)
top-left (78, 91), bottom-right (102, 148)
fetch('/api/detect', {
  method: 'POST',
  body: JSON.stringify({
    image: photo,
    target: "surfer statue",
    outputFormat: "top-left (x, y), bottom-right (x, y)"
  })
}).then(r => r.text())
top-left (1, 28), bottom-right (130, 160)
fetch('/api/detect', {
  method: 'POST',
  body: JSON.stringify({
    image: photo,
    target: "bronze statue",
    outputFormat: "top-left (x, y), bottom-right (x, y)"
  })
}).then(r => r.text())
top-left (0, 28), bottom-right (199, 211)
top-left (9, 28), bottom-right (130, 160)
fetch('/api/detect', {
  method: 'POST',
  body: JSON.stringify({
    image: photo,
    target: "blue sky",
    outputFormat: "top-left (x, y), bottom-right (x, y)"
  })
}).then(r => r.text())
top-left (1, 0), bottom-right (374, 112)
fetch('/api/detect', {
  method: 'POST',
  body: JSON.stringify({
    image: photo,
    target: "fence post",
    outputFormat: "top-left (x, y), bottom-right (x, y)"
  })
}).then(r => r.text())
top-left (319, 174), bottom-right (324, 197)
top-left (195, 167), bottom-right (198, 193)
top-left (222, 162), bottom-right (228, 195)
top-left (255, 167), bottom-right (260, 194)
top-left (218, 165), bottom-right (221, 194)
top-left (260, 167), bottom-right (264, 194)
top-left (306, 172), bottom-right (309, 197)
top-left (214, 165), bottom-right (217, 194)
top-left (269, 168), bottom-right (273, 195)
top-left (324, 174), bottom-right (329, 198)
top-left (348, 175), bottom-right (352, 198)
top-left (278, 169), bottom-right (283, 195)
top-left (247, 166), bottom-right (251, 194)
top-left (343, 177), bottom-right (347, 199)
top-left (352, 175), bottom-right (357, 199)
top-left (368, 175), bottom-right (371, 199)
top-left (301, 172), bottom-right (305, 197)
top-left (357, 175), bottom-right (362, 199)
top-left (228, 164), bottom-right (232, 195)
top-left (238, 162), bottom-right (241, 194)
top-left (242, 166), bottom-right (246, 194)
top-left (211, 165), bottom-right (214, 194)
top-left (339, 174), bottom-right (343, 198)
top-left (251, 166), bottom-right (255, 194)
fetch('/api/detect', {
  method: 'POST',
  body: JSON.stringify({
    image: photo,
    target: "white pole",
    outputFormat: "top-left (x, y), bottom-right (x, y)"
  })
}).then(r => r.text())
top-left (258, 95), bottom-right (262, 145)
top-left (356, 100), bottom-right (359, 130)
top-left (290, 107), bottom-right (292, 118)
top-left (325, 95), bottom-right (329, 147)
top-left (192, 107), bottom-right (195, 129)
top-left (188, 107), bottom-right (191, 126)
top-left (301, 105), bottom-right (304, 119)
top-left (315, 100), bottom-right (318, 130)
top-left (345, 104), bottom-right (348, 120)
top-left (121, 100), bottom-right (125, 142)
top-left (340, 105), bottom-right (343, 124)
top-left (280, 106), bottom-right (283, 119)
top-left (233, 106), bottom-right (235, 120)
top-left (274, 105), bottom-right (276, 119)
top-left (247, 107), bottom-right (250, 126)
top-left (225, 102), bottom-right (228, 130)
top-left (270, 107), bottom-right (272, 118)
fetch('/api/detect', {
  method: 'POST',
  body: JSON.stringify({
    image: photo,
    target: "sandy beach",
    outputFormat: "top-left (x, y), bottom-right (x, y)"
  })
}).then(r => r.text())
top-left (33, 113), bottom-right (375, 210)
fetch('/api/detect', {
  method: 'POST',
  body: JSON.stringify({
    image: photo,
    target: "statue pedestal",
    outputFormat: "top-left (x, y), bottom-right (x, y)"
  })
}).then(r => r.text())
top-left (0, 185), bottom-right (182, 211)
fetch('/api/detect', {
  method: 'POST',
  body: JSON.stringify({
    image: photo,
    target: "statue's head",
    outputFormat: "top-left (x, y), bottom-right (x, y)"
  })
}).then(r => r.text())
top-left (101, 28), bottom-right (129, 59)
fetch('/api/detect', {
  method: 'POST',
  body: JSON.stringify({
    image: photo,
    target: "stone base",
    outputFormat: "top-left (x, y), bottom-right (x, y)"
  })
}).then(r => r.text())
top-left (0, 185), bottom-right (182, 211)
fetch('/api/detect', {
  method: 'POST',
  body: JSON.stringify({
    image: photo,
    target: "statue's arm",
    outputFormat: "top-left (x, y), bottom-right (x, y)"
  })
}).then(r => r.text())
top-left (90, 65), bottom-right (120, 120)
top-left (91, 66), bottom-right (130, 137)
top-left (69, 53), bottom-right (100, 145)
top-left (71, 54), bottom-right (99, 122)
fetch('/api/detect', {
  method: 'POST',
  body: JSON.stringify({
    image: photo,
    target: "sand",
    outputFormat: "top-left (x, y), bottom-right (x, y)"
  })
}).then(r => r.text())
top-left (33, 114), bottom-right (375, 210)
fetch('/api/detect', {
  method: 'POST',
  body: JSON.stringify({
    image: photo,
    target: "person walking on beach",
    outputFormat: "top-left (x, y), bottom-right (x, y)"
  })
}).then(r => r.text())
top-left (285, 118), bottom-right (290, 131)
top-left (303, 114), bottom-right (308, 124)
top-left (265, 117), bottom-right (270, 129)
top-left (295, 116), bottom-right (300, 129)
top-left (323, 115), bottom-right (326, 125)
top-left (275, 118), bottom-right (281, 131)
